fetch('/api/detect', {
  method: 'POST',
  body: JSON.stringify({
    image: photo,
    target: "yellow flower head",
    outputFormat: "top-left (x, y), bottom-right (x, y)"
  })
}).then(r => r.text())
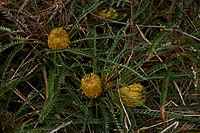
top-left (120, 83), bottom-right (146, 107)
top-left (98, 7), bottom-right (118, 20)
top-left (48, 27), bottom-right (70, 49)
top-left (81, 73), bottom-right (102, 99)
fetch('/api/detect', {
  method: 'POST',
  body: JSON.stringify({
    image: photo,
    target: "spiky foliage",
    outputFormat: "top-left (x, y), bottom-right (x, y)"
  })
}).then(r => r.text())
top-left (0, 0), bottom-right (200, 133)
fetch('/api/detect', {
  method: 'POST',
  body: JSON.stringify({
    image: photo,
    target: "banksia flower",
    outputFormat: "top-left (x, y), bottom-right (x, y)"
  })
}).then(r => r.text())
top-left (81, 73), bottom-right (102, 99)
top-left (120, 83), bottom-right (146, 107)
top-left (98, 7), bottom-right (118, 20)
top-left (48, 27), bottom-right (70, 49)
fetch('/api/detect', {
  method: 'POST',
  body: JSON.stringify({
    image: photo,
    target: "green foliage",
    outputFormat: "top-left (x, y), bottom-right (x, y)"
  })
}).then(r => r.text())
top-left (133, 109), bottom-right (200, 124)
top-left (147, 31), bottom-right (170, 59)
top-left (0, 0), bottom-right (200, 132)
top-left (0, 44), bottom-right (25, 95)
top-left (160, 68), bottom-right (171, 106)
top-left (40, 69), bottom-right (57, 120)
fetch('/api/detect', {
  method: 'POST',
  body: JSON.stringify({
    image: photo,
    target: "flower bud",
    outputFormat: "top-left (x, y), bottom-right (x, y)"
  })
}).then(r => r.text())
top-left (48, 27), bottom-right (70, 49)
top-left (81, 73), bottom-right (102, 99)
top-left (120, 83), bottom-right (146, 107)
top-left (98, 7), bottom-right (118, 20)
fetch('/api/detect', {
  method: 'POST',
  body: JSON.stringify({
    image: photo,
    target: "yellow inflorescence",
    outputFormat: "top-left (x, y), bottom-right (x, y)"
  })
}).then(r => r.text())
top-left (98, 7), bottom-right (118, 20)
top-left (48, 27), bottom-right (70, 49)
top-left (81, 73), bottom-right (102, 99)
top-left (120, 83), bottom-right (146, 107)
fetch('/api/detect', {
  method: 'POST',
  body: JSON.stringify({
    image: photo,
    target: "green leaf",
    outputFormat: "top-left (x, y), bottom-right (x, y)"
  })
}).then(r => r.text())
top-left (148, 31), bottom-right (170, 59)
top-left (41, 69), bottom-right (57, 120)
top-left (160, 68), bottom-right (171, 106)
